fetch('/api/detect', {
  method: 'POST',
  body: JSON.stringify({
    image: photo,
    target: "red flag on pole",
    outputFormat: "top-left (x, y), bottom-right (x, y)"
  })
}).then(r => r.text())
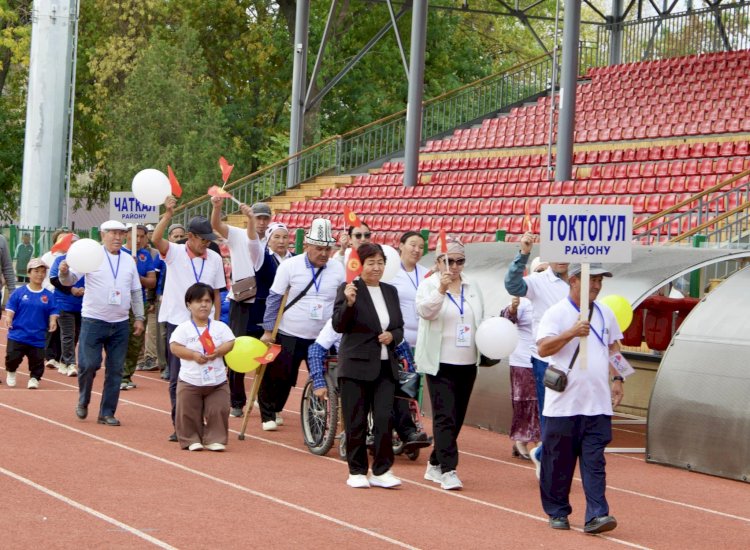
top-left (343, 206), bottom-right (360, 228)
top-left (346, 246), bottom-right (363, 283)
top-left (523, 201), bottom-right (533, 233)
top-left (255, 343), bottom-right (282, 365)
top-left (51, 233), bottom-right (75, 254)
top-left (438, 229), bottom-right (448, 255)
top-left (167, 165), bottom-right (183, 198)
top-left (219, 156), bottom-right (234, 185)
top-left (199, 328), bottom-right (216, 354)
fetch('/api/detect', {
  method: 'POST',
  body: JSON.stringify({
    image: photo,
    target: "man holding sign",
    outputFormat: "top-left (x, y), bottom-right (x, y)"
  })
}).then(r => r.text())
top-left (535, 263), bottom-right (624, 534)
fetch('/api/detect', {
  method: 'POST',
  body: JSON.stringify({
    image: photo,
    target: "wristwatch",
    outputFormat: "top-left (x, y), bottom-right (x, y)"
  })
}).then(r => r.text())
top-left (611, 375), bottom-right (625, 382)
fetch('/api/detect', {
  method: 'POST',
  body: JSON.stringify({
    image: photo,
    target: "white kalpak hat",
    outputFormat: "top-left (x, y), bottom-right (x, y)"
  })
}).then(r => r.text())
top-left (304, 218), bottom-right (336, 247)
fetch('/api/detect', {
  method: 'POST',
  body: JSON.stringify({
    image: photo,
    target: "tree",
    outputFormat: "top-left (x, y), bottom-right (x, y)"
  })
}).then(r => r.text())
top-left (105, 27), bottom-right (234, 200)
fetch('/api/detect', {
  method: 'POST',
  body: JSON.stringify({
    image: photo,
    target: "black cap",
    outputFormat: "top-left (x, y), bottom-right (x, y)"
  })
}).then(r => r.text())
top-left (187, 217), bottom-right (218, 241)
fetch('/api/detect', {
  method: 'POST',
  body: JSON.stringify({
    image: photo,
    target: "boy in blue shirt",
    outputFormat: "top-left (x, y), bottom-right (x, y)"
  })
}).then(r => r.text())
top-left (5, 258), bottom-right (59, 388)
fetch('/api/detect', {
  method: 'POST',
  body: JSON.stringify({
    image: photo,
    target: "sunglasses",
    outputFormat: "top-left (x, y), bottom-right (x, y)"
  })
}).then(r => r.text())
top-left (446, 258), bottom-right (466, 266)
top-left (352, 232), bottom-right (371, 239)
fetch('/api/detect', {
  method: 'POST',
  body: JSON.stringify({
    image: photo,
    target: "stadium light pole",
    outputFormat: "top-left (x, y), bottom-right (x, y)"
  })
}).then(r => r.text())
top-left (555, 0), bottom-right (581, 182)
top-left (403, 0), bottom-right (428, 188)
top-left (609, 0), bottom-right (624, 66)
top-left (287, 0), bottom-right (310, 189)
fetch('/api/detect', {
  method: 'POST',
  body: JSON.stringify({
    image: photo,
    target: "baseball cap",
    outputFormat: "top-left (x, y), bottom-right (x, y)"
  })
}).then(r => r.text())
top-left (568, 263), bottom-right (613, 278)
top-left (100, 220), bottom-right (128, 232)
top-left (251, 203), bottom-right (272, 218)
top-left (27, 258), bottom-right (47, 271)
top-left (187, 216), bottom-right (218, 241)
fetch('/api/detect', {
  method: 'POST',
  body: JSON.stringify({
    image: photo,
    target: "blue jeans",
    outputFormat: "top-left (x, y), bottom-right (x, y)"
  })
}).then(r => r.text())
top-left (78, 318), bottom-right (130, 417)
top-left (530, 356), bottom-right (548, 433)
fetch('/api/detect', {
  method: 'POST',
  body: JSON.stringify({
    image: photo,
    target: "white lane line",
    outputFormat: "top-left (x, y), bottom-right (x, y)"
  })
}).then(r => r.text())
top-left (0, 403), bottom-right (419, 550)
top-left (0, 466), bottom-right (177, 550)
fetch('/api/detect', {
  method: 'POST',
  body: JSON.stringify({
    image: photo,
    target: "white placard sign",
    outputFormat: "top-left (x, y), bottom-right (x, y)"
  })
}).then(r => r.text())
top-left (540, 204), bottom-right (633, 263)
top-left (109, 192), bottom-right (160, 224)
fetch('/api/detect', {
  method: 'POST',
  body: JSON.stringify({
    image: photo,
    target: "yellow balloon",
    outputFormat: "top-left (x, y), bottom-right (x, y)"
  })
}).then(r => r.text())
top-left (225, 336), bottom-right (268, 373)
top-left (600, 295), bottom-right (633, 332)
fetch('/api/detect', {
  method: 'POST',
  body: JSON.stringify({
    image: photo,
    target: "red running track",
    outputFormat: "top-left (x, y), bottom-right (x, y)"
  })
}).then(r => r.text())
top-left (1, 322), bottom-right (749, 549)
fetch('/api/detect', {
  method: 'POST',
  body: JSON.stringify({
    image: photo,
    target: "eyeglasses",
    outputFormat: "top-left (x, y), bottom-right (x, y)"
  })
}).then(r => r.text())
top-left (447, 258), bottom-right (466, 266)
top-left (352, 232), bottom-right (371, 239)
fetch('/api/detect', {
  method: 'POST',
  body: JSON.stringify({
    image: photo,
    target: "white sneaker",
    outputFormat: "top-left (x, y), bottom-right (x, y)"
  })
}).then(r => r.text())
top-left (262, 420), bottom-right (278, 431)
top-left (57, 364), bottom-right (69, 375)
top-left (368, 470), bottom-right (401, 489)
top-left (530, 445), bottom-right (542, 480)
top-left (66, 364), bottom-right (78, 377)
top-left (45, 360), bottom-right (58, 370)
top-left (275, 414), bottom-right (284, 426)
top-left (6, 372), bottom-right (17, 387)
top-left (424, 463), bottom-right (442, 483)
top-left (188, 442), bottom-right (204, 451)
top-left (205, 442), bottom-right (226, 452)
top-left (346, 474), bottom-right (370, 488)
top-left (27, 378), bottom-right (40, 390)
top-left (440, 470), bottom-right (463, 490)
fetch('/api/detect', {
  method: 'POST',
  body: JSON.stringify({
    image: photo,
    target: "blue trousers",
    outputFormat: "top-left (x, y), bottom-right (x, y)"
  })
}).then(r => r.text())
top-left (77, 318), bottom-right (130, 417)
top-left (530, 356), bottom-right (548, 433)
top-left (539, 414), bottom-right (612, 522)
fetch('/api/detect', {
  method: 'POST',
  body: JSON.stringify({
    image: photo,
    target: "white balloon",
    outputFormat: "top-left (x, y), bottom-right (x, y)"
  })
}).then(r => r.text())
top-left (475, 317), bottom-right (519, 360)
top-left (66, 238), bottom-right (104, 274)
top-left (380, 244), bottom-right (401, 283)
top-left (132, 168), bottom-right (171, 206)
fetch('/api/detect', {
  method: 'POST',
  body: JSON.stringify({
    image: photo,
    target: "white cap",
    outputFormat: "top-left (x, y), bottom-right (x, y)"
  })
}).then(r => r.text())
top-left (146, 224), bottom-right (155, 231)
top-left (100, 220), bottom-right (128, 232)
top-left (304, 218), bottom-right (336, 247)
top-left (530, 256), bottom-right (547, 274)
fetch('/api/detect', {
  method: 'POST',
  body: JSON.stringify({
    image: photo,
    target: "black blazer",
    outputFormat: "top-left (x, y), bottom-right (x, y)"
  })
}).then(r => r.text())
top-left (332, 278), bottom-right (404, 382)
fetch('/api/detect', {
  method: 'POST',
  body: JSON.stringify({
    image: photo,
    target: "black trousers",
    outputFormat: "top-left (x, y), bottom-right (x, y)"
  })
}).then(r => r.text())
top-left (166, 322), bottom-right (181, 424)
top-left (339, 360), bottom-right (396, 476)
top-left (5, 340), bottom-right (45, 379)
top-left (392, 396), bottom-right (417, 440)
top-left (58, 310), bottom-right (82, 366)
top-left (257, 332), bottom-right (314, 422)
top-left (226, 299), bottom-right (255, 408)
top-left (45, 324), bottom-right (61, 362)
top-left (426, 363), bottom-right (477, 473)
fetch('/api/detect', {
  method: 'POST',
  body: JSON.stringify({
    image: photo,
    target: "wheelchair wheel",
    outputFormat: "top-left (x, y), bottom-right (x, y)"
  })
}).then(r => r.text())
top-left (300, 378), bottom-right (338, 455)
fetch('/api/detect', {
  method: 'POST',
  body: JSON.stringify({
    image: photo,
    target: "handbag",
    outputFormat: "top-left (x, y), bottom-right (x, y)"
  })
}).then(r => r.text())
top-left (232, 276), bottom-right (257, 302)
top-left (397, 371), bottom-right (420, 399)
top-left (543, 306), bottom-right (593, 393)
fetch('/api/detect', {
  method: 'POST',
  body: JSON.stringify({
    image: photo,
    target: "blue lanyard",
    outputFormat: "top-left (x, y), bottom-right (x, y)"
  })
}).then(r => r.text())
top-left (310, 265), bottom-right (323, 294)
top-left (401, 263), bottom-right (420, 290)
top-left (188, 249), bottom-right (206, 283)
top-left (191, 319), bottom-right (210, 352)
top-left (105, 248), bottom-right (121, 281)
top-left (567, 298), bottom-right (606, 346)
top-left (447, 285), bottom-right (465, 318)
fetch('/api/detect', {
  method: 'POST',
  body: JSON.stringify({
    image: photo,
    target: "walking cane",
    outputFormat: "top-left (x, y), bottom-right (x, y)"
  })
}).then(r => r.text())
top-left (238, 290), bottom-right (288, 440)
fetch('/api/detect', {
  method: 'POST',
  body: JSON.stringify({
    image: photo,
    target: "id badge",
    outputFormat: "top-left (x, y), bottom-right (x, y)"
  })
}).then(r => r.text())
top-left (201, 365), bottom-right (217, 385)
top-left (309, 301), bottom-right (323, 320)
top-left (108, 288), bottom-right (122, 305)
top-left (455, 323), bottom-right (472, 348)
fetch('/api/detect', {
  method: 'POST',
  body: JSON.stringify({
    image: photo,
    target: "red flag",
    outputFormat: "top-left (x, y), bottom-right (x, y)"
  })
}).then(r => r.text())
top-left (346, 247), bottom-right (363, 283)
top-left (343, 206), bottom-right (360, 228)
top-left (199, 328), bottom-right (216, 354)
top-left (167, 165), bottom-right (182, 198)
top-left (255, 343), bottom-right (282, 365)
top-left (51, 233), bottom-right (75, 254)
top-left (219, 156), bottom-right (234, 185)
top-left (207, 185), bottom-right (234, 199)
top-left (523, 201), bottom-right (533, 233)
top-left (438, 229), bottom-right (448, 255)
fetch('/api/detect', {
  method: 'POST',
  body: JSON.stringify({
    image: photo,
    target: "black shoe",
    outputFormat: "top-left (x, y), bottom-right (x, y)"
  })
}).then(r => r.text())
top-left (75, 405), bottom-right (88, 419)
top-left (404, 432), bottom-right (432, 450)
top-left (549, 516), bottom-right (570, 530)
top-left (168, 432), bottom-right (178, 442)
top-left (97, 415), bottom-right (121, 426)
top-left (584, 515), bottom-right (617, 534)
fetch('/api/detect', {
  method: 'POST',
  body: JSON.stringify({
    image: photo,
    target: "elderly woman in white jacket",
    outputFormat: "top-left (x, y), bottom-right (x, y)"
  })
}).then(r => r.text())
top-left (415, 237), bottom-right (484, 491)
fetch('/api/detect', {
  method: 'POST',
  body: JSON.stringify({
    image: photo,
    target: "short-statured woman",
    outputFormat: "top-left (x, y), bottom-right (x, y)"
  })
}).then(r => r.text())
top-left (332, 243), bottom-right (405, 489)
top-left (415, 237), bottom-right (484, 490)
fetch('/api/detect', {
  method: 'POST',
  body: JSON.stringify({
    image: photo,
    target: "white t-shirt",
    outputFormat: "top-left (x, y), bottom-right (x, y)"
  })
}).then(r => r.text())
top-left (524, 267), bottom-right (570, 360)
top-left (41, 251), bottom-right (63, 291)
top-left (314, 318), bottom-right (342, 350)
top-left (508, 298), bottom-right (534, 368)
top-left (72, 247), bottom-right (142, 323)
top-left (389, 264), bottom-right (424, 347)
top-left (270, 254), bottom-right (345, 340)
top-left (537, 298), bottom-right (623, 417)
top-left (366, 285), bottom-right (390, 360)
top-left (439, 284), bottom-right (478, 366)
top-left (170, 319), bottom-right (235, 386)
top-left (159, 243), bottom-right (226, 325)
top-left (226, 225), bottom-right (260, 301)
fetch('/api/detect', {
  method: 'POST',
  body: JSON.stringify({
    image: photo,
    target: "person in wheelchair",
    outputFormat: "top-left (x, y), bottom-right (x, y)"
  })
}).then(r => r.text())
top-left (307, 319), bottom-right (431, 453)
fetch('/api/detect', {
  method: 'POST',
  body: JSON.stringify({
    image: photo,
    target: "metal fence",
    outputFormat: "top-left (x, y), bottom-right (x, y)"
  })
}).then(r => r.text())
top-left (0, 225), bottom-right (95, 260)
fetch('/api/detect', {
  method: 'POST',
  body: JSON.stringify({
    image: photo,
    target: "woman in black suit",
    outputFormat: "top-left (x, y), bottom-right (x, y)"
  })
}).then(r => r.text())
top-left (332, 242), bottom-right (404, 489)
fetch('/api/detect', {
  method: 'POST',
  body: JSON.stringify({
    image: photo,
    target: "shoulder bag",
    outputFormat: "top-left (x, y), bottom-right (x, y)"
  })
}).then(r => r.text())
top-left (543, 306), bottom-right (594, 392)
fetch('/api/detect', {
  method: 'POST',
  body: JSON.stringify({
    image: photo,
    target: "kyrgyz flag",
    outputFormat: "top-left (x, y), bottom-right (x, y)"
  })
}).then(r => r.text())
top-left (199, 328), bottom-right (216, 354)
top-left (346, 246), bottom-right (363, 283)
top-left (523, 201), bottom-right (533, 233)
top-left (219, 156), bottom-right (234, 185)
top-left (167, 165), bottom-right (183, 198)
top-left (343, 206), bottom-right (360, 228)
top-left (256, 343), bottom-right (282, 364)
top-left (438, 229), bottom-right (448, 255)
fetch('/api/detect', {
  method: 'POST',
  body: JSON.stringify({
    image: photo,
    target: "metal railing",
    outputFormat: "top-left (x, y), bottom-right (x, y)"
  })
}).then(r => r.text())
top-left (0, 225), bottom-right (95, 259)
top-left (599, 2), bottom-right (750, 63)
